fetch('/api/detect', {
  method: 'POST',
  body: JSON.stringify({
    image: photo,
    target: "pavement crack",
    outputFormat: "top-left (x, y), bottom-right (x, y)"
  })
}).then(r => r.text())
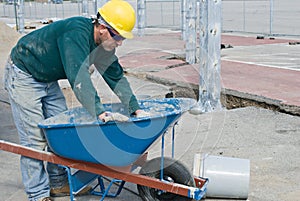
top-left (165, 62), bottom-right (189, 69)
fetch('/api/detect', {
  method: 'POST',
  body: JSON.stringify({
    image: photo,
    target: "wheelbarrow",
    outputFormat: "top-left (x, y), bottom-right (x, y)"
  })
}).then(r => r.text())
top-left (0, 98), bottom-right (208, 201)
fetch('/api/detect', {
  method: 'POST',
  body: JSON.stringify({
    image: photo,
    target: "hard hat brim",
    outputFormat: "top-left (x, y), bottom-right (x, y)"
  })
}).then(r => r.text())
top-left (118, 29), bottom-right (134, 39)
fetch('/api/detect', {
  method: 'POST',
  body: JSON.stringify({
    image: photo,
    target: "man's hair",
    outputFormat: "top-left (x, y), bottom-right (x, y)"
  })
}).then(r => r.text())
top-left (91, 12), bottom-right (106, 27)
top-left (91, 12), bottom-right (111, 28)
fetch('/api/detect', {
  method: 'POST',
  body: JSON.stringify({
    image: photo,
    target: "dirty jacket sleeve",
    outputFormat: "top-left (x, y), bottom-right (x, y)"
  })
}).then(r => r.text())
top-left (57, 29), bottom-right (105, 117)
top-left (94, 56), bottom-right (140, 114)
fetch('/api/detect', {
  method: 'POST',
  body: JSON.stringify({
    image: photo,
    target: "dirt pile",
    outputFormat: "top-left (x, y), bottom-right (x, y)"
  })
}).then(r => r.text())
top-left (0, 21), bottom-right (21, 54)
top-left (0, 20), bottom-right (22, 75)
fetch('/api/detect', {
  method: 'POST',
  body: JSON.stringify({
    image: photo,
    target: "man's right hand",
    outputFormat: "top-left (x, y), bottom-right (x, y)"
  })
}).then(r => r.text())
top-left (98, 111), bottom-right (111, 122)
top-left (98, 111), bottom-right (129, 123)
top-left (134, 110), bottom-right (150, 118)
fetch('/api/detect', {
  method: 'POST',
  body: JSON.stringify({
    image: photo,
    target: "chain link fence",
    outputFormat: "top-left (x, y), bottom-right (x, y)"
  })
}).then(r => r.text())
top-left (1, 0), bottom-right (96, 20)
top-left (1, 0), bottom-right (299, 36)
top-left (222, 0), bottom-right (300, 36)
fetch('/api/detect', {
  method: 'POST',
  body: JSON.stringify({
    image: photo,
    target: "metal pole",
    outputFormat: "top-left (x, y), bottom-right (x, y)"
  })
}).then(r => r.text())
top-left (194, 0), bottom-right (222, 113)
top-left (61, 3), bottom-right (65, 19)
top-left (243, 0), bottom-right (245, 32)
top-left (172, 0), bottom-right (175, 26)
top-left (82, 0), bottom-right (88, 17)
top-left (18, 0), bottom-right (24, 33)
top-left (269, 0), bottom-right (273, 35)
top-left (185, 0), bottom-right (197, 64)
top-left (137, 0), bottom-right (146, 36)
top-left (160, 2), bottom-right (163, 25)
top-left (13, 0), bottom-right (19, 32)
top-left (181, 0), bottom-right (187, 40)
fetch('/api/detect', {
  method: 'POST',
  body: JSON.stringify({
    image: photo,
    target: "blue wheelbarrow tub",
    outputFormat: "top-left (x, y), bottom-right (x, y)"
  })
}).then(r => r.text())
top-left (38, 98), bottom-right (196, 167)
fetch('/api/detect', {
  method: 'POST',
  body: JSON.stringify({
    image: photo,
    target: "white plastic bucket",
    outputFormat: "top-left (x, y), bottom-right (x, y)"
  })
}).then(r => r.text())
top-left (193, 153), bottom-right (250, 199)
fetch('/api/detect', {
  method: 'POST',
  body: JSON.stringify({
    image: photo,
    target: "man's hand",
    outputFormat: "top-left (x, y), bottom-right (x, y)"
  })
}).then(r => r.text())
top-left (98, 111), bottom-right (111, 122)
top-left (134, 109), bottom-right (150, 118)
top-left (98, 111), bottom-right (129, 123)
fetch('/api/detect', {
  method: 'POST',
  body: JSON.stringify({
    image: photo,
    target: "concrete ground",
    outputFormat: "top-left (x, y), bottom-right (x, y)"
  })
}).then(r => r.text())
top-left (1, 24), bottom-right (300, 201)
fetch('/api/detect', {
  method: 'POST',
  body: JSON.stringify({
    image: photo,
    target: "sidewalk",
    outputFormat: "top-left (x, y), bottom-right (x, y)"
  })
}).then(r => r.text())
top-left (119, 30), bottom-right (300, 115)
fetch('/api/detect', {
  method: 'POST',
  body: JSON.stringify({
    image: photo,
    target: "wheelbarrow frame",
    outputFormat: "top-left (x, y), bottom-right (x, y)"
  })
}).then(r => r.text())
top-left (0, 125), bottom-right (208, 201)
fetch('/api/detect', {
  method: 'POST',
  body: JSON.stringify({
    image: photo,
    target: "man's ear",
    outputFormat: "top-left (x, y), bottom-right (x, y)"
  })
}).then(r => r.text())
top-left (98, 24), bottom-right (107, 35)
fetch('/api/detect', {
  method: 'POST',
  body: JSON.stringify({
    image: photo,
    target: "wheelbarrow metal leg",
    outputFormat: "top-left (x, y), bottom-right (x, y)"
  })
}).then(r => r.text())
top-left (61, 165), bottom-right (100, 201)
top-left (91, 176), bottom-right (126, 201)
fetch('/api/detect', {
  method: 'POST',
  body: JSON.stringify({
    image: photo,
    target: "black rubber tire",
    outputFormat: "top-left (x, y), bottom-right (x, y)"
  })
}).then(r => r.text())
top-left (137, 157), bottom-right (195, 201)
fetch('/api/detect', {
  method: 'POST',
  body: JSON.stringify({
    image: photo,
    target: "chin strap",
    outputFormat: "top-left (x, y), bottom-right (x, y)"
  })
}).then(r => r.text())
top-left (90, 14), bottom-right (98, 24)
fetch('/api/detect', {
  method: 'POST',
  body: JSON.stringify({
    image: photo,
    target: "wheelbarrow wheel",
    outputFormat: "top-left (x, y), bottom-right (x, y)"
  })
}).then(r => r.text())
top-left (137, 157), bottom-right (195, 201)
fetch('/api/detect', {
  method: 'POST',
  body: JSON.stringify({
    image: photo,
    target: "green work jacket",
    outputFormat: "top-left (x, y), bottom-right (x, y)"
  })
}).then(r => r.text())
top-left (10, 16), bottom-right (140, 116)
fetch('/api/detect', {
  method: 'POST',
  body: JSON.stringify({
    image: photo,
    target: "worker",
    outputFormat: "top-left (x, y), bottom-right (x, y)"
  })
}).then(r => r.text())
top-left (3, 0), bottom-right (148, 201)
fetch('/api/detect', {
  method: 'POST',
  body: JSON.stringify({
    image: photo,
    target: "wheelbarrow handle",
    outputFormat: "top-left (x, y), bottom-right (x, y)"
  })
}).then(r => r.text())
top-left (0, 140), bottom-right (207, 199)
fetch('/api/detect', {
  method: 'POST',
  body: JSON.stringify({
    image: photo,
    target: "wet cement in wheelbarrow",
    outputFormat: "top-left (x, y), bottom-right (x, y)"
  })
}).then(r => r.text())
top-left (43, 100), bottom-right (185, 125)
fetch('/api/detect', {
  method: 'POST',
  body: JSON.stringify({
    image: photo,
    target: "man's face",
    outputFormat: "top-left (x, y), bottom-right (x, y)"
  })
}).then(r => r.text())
top-left (100, 26), bottom-right (125, 51)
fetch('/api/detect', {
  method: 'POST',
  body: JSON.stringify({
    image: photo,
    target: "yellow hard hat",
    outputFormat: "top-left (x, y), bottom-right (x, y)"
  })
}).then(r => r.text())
top-left (98, 0), bottom-right (136, 39)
